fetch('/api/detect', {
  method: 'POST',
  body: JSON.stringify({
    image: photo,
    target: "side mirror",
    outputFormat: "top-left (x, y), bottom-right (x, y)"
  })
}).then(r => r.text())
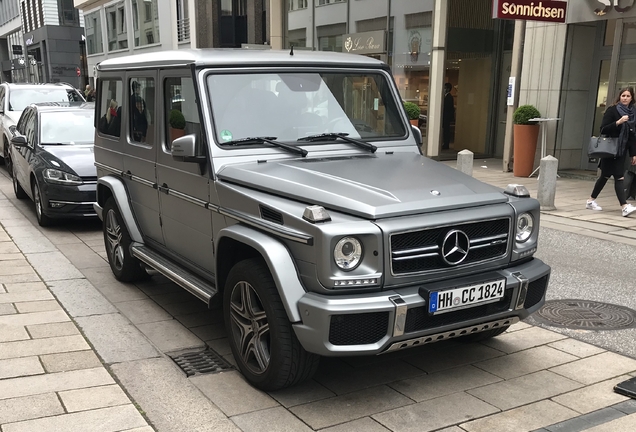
top-left (171, 134), bottom-right (205, 163)
top-left (11, 134), bottom-right (27, 148)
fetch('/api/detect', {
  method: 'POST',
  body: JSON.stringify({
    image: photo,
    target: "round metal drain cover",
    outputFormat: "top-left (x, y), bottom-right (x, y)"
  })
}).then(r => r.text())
top-left (533, 299), bottom-right (636, 330)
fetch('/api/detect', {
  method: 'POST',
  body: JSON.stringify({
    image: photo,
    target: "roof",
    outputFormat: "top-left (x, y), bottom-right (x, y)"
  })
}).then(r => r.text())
top-left (96, 48), bottom-right (387, 71)
top-left (30, 102), bottom-right (95, 112)
top-left (3, 82), bottom-right (77, 89)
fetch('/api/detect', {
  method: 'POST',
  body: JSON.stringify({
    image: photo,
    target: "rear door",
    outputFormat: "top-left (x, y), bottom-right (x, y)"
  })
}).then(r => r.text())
top-left (12, 108), bottom-right (35, 193)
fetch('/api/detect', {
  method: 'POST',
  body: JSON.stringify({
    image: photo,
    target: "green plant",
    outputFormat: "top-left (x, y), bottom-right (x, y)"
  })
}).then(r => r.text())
top-left (513, 105), bottom-right (541, 125)
top-left (169, 109), bottom-right (186, 129)
top-left (403, 101), bottom-right (421, 120)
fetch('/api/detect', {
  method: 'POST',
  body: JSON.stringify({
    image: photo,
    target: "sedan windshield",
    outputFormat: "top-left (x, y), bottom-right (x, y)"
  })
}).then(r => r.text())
top-left (207, 71), bottom-right (406, 146)
top-left (10, 89), bottom-right (83, 111)
top-left (40, 111), bottom-right (95, 144)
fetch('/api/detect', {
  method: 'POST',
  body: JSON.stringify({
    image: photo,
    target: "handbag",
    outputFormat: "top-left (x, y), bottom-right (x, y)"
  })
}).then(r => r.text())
top-left (588, 136), bottom-right (619, 159)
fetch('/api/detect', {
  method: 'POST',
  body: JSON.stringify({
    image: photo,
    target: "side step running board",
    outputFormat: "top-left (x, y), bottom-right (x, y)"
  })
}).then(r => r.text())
top-left (131, 244), bottom-right (217, 304)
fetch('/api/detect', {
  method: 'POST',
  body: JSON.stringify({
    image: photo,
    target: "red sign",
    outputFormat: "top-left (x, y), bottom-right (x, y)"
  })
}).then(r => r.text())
top-left (76, 67), bottom-right (80, 77)
top-left (492, 0), bottom-right (567, 23)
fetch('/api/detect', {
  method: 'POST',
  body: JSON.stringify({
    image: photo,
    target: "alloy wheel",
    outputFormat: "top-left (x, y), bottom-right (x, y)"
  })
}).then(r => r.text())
top-left (33, 184), bottom-right (42, 219)
top-left (105, 209), bottom-right (125, 271)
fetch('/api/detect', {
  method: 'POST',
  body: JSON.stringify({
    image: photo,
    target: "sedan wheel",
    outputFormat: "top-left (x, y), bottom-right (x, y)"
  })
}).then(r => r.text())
top-left (32, 181), bottom-right (52, 226)
top-left (12, 164), bottom-right (26, 199)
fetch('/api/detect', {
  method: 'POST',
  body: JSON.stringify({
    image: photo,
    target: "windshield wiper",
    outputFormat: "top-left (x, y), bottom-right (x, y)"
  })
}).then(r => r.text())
top-left (297, 133), bottom-right (377, 153)
top-left (224, 136), bottom-right (307, 157)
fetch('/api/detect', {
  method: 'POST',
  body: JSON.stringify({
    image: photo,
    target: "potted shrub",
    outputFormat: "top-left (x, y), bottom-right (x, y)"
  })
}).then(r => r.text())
top-left (512, 104), bottom-right (541, 177)
top-left (169, 109), bottom-right (186, 143)
top-left (403, 101), bottom-right (421, 126)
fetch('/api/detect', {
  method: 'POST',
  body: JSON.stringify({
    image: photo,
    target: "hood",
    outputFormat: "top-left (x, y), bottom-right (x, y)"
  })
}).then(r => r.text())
top-left (41, 145), bottom-right (96, 178)
top-left (217, 153), bottom-right (509, 219)
top-left (3, 110), bottom-right (21, 127)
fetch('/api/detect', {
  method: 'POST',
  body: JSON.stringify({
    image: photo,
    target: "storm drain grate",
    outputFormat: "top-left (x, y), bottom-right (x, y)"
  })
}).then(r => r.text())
top-left (533, 299), bottom-right (636, 330)
top-left (169, 348), bottom-right (233, 376)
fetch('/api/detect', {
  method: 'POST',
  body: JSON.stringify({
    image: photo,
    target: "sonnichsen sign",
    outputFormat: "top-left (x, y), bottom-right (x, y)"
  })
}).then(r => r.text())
top-left (492, 0), bottom-right (567, 23)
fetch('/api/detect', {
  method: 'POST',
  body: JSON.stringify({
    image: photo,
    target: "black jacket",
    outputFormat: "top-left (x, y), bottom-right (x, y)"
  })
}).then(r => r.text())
top-left (600, 105), bottom-right (636, 157)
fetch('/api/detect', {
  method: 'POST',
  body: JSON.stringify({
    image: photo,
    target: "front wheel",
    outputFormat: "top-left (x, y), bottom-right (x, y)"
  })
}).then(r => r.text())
top-left (32, 181), bottom-right (52, 226)
top-left (103, 197), bottom-right (148, 282)
top-left (224, 258), bottom-right (319, 391)
top-left (12, 163), bottom-right (26, 199)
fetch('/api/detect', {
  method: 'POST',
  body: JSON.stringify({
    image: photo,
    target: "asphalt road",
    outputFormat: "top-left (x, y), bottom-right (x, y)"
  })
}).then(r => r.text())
top-left (533, 226), bottom-right (636, 359)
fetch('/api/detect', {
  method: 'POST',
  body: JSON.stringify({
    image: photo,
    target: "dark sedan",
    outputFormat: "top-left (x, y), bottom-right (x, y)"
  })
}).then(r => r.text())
top-left (10, 102), bottom-right (96, 226)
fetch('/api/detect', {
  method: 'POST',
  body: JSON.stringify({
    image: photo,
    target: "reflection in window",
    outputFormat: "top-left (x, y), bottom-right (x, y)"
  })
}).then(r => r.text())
top-left (164, 77), bottom-right (198, 150)
top-left (129, 78), bottom-right (155, 144)
top-left (106, 1), bottom-right (127, 51)
top-left (97, 79), bottom-right (123, 138)
top-left (132, 0), bottom-right (160, 47)
top-left (85, 10), bottom-right (103, 55)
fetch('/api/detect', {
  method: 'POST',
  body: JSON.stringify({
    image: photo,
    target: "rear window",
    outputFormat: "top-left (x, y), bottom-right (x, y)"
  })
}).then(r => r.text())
top-left (9, 88), bottom-right (83, 111)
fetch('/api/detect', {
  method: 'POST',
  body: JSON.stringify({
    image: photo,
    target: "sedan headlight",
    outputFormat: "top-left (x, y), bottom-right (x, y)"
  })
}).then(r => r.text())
top-left (43, 169), bottom-right (83, 185)
top-left (516, 213), bottom-right (534, 242)
top-left (334, 237), bottom-right (363, 270)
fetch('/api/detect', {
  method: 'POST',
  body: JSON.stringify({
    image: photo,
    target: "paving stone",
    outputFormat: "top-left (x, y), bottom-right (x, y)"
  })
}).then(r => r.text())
top-left (59, 384), bottom-right (131, 412)
top-left (176, 310), bottom-right (221, 328)
top-left (206, 337), bottom-right (233, 356)
top-left (373, 391), bottom-right (498, 432)
top-left (460, 400), bottom-right (578, 432)
top-left (551, 375), bottom-right (630, 414)
top-left (0, 309), bottom-right (69, 327)
top-left (15, 299), bottom-right (62, 313)
top-left (115, 298), bottom-right (173, 324)
top-left (40, 350), bottom-right (103, 373)
top-left (402, 341), bottom-right (504, 373)
top-left (0, 303), bottom-right (16, 315)
top-left (74, 313), bottom-right (160, 364)
top-left (612, 399), bottom-right (636, 415)
top-left (0, 242), bottom-right (20, 254)
top-left (24, 251), bottom-right (84, 281)
top-left (47, 279), bottom-right (118, 317)
top-left (10, 235), bottom-right (57, 254)
top-left (548, 338), bottom-right (606, 358)
top-left (268, 379), bottom-right (335, 408)
top-left (550, 352), bottom-right (636, 385)
top-left (1, 404), bottom-right (148, 432)
top-left (0, 393), bottom-right (64, 424)
top-left (467, 370), bottom-right (583, 411)
top-left (0, 334), bottom-right (89, 360)
top-left (162, 300), bottom-right (209, 317)
top-left (112, 357), bottom-right (240, 432)
top-left (191, 370), bottom-right (279, 417)
top-left (389, 365), bottom-right (501, 402)
top-left (319, 417), bottom-right (391, 432)
top-left (81, 267), bottom-right (148, 303)
top-left (56, 242), bottom-right (109, 270)
top-left (26, 321), bottom-right (79, 339)
top-left (507, 321), bottom-right (532, 332)
top-left (581, 412), bottom-right (636, 431)
top-left (2, 282), bottom-right (47, 292)
top-left (481, 326), bottom-right (568, 354)
top-left (474, 345), bottom-right (578, 379)
top-left (0, 367), bottom-right (113, 400)
top-left (290, 385), bottom-right (413, 430)
top-left (0, 271), bottom-right (41, 283)
top-left (0, 253), bottom-right (23, 261)
top-left (0, 323), bottom-right (29, 343)
top-left (136, 319), bottom-right (205, 352)
top-left (0, 356), bottom-right (45, 379)
top-left (544, 407), bottom-right (625, 432)
top-left (190, 323), bottom-right (227, 341)
top-left (0, 290), bottom-right (54, 304)
top-left (0, 263), bottom-right (32, 276)
top-left (231, 406), bottom-right (313, 432)
top-left (119, 427), bottom-right (155, 432)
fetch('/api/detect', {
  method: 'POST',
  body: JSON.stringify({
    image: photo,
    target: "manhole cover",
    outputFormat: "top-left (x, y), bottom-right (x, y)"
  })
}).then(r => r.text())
top-left (169, 348), bottom-right (233, 376)
top-left (533, 299), bottom-right (636, 330)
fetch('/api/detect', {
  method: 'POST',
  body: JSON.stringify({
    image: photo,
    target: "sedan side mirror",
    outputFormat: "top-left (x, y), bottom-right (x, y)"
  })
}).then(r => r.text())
top-left (171, 134), bottom-right (206, 163)
top-left (11, 134), bottom-right (27, 148)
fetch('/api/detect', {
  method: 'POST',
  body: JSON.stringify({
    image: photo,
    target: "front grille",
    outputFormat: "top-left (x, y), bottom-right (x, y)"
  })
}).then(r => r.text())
top-left (524, 275), bottom-right (549, 309)
top-left (391, 218), bottom-right (510, 275)
top-left (329, 311), bottom-right (389, 345)
top-left (404, 288), bottom-right (514, 333)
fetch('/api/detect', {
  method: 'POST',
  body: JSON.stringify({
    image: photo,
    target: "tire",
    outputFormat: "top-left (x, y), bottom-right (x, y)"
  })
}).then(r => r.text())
top-left (12, 163), bottom-right (27, 199)
top-left (224, 258), bottom-right (320, 391)
top-left (460, 325), bottom-right (509, 342)
top-left (103, 197), bottom-right (148, 282)
top-left (32, 180), bottom-right (52, 227)
top-left (4, 142), bottom-right (12, 177)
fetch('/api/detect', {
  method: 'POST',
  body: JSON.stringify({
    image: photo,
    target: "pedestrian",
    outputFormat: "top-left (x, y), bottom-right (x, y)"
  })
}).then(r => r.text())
top-left (85, 84), bottom-right (95, 102)
top-left (442, 82), bottom-right (454, 150)
top-left (586, 87), bottom-right (636, 217)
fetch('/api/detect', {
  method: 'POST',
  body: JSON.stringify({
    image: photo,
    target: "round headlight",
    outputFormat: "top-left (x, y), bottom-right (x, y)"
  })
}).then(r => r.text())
top-left (334, 237), bottom-right (363, 270)
top-left (516, 213), bottom-right (534, 242)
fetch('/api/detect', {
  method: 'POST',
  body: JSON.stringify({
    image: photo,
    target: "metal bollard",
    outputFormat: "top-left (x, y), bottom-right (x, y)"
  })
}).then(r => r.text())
top-left (537, 155), bottom-right (558, 211)
top-left (456, 149), bottom-right (473, 176)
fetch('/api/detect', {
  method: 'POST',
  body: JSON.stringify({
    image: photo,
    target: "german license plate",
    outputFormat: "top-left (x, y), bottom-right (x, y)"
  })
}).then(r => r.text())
top-left (428, 279), bottom-right (506, 315)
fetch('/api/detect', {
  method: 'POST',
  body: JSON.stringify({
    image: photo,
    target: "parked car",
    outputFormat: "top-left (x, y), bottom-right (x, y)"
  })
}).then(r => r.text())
top-left (93, 49), bottom-right (550, 391)
top-left (10, 102), bottom-right (97, 226)
top-left (0, 82), bottom-right (85, 174)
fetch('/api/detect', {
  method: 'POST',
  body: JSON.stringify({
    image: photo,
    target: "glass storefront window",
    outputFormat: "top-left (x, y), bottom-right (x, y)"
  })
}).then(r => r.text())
top-left (132, 0), bottom-right (160, 47)
top-left (85, 10), bottom-right (103, 55)
top-left (593, 60), bottom-right (611, 136)
top-left (289, 0), bottom-right (307, 10)
top-left (106, 1), bottom-right (128, 51)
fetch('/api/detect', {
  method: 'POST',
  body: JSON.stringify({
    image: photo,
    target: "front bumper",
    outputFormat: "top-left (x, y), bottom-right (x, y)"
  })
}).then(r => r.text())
top-left (293, 258), bottom-right (550, 356)
top-left (41, 182), bottom-right (97, 219)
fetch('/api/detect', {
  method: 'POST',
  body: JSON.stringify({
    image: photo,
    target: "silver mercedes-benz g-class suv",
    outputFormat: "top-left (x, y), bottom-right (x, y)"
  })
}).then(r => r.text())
top-left (93, 49), bottom-right (550, 391)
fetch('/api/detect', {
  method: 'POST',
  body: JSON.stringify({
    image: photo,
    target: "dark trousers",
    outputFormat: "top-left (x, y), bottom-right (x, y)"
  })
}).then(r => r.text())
top-left (442, 121), bottom-right (451, 149)
top-left (591, 156), bottom-right (627, 206)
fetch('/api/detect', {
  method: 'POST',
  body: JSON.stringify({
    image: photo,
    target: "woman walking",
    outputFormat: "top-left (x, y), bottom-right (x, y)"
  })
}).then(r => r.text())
top-left (587, 87), bottom-right (636, 217)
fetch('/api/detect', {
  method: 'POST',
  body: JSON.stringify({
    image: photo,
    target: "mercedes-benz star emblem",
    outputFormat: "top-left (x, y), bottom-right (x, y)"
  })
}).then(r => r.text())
top-left (441, 229), bottom-right (470, 265)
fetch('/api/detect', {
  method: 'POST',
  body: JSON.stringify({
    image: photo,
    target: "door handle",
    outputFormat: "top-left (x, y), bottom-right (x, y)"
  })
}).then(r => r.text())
top-left (123, 170), bottom-right (133, 180)
top-left (158, 183), bottom-right (169, 194)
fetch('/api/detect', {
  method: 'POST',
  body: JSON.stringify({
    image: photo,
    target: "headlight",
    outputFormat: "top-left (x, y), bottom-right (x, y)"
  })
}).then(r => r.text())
top-left (516, 213), bottom-right (534, 242)
top-left (43, 169), bottom-right (83, 185)
top-left (334, 237), bottom-right (363, 270)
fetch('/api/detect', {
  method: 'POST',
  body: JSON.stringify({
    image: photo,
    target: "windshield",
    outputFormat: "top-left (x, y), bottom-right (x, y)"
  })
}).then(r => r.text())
top-left (10, 89), bottom-right (83, 111)
top-left (207, 71), bottom-right (406, 145)
top-left (40, 111), bottom-right (95, 144)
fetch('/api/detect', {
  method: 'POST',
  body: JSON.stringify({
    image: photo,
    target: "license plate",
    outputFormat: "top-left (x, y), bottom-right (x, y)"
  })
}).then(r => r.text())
top-left (428, 279), bottom-right (506, 314)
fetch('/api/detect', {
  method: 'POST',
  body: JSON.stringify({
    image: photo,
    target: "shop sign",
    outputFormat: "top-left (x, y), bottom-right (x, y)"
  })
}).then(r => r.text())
top-left (12, 45), bottom-right (22, 55)
top-left (342, 30), bottom-right (385, 55)
top-left (568, 0), bottom-right (636, 23)
top-left (492, 0), bottom-right (567, 23)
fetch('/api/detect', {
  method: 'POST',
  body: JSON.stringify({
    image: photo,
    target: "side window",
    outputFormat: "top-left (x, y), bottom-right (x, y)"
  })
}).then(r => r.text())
top-left (17, 109), bottom-right (31, 135)
top-left (0, 87), bottom-right (5, 112)
top-left (129, 77), bottom-right (155, 144)
top-left (97, 78), bottom-right (123, 138)
top-left (23, 110), bottom-right (36, 145)
top-left (164, 76), bottom-right (198, 150)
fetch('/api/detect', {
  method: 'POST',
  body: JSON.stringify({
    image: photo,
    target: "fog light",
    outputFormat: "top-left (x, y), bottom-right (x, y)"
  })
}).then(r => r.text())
top-left (49, 201), bottom-right (66, 208)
